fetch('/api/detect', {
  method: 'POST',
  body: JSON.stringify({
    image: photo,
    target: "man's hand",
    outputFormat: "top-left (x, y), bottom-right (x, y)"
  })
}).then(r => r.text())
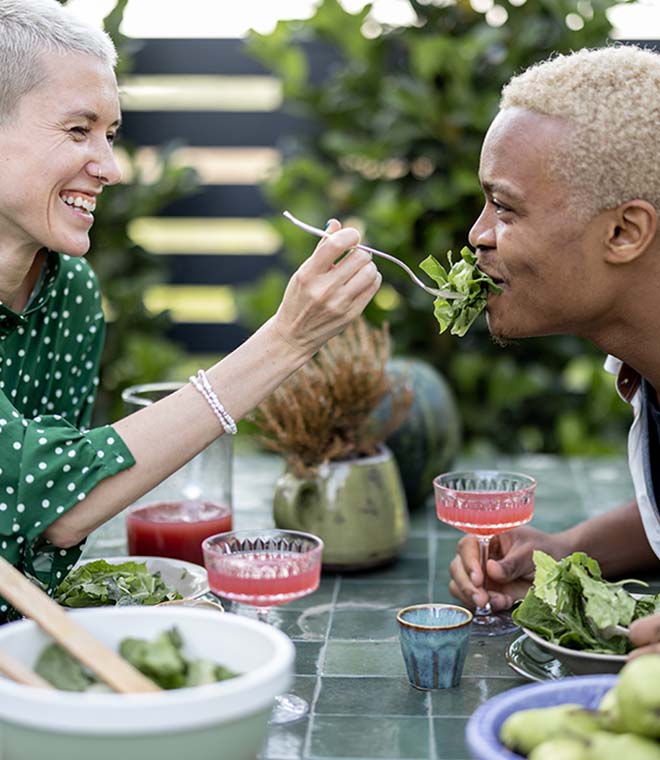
top-left (629, 613), bottom-right (660, 658)
top-left (448, 526), bottom-right (572, 611)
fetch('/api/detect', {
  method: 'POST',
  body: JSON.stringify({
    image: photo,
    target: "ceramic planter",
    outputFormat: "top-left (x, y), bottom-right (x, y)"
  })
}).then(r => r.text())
top-left (273, 446), bottom-right (409, 571)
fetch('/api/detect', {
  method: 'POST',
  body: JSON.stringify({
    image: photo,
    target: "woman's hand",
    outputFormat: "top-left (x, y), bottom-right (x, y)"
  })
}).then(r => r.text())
top-left (271, 219), bottom-right (381, 358)
top-left (629, 613), bottom-right (660, 658)
top-left (448, 526), bottom-right (571, 611)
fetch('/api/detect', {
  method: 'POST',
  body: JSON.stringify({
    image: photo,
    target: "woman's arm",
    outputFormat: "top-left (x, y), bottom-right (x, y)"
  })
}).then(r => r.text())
top-left (44, 223), bottom-right (381, 546)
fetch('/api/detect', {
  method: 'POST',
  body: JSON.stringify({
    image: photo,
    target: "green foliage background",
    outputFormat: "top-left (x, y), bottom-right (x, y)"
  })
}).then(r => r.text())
top-left (242, 0), bottom-right (633, 456)
top-left (60, 0), bottom-right (197, 423)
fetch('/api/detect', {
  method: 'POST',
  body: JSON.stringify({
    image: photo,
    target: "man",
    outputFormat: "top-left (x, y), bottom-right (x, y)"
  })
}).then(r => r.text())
top-left (448, 44), bottom-right (660, 655)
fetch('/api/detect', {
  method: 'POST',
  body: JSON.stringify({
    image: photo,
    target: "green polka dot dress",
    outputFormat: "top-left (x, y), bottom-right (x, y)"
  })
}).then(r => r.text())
top-left (0, 251), bottom-right (135, 622)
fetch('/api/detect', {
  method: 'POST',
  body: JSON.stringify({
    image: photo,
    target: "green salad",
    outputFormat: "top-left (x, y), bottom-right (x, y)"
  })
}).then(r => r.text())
top-left (512, 551), bottom-right (660, 655)
top-left (419, 247), bottom-right (502, 336)
top-left (35, 627), bottom-right (238, 691)
top-left (55, 559), bottom-right (183, 607)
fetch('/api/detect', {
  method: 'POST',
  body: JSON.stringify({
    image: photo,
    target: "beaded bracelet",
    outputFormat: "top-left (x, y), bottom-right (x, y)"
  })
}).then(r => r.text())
top-left (189, 369), bottom-right (238, 435)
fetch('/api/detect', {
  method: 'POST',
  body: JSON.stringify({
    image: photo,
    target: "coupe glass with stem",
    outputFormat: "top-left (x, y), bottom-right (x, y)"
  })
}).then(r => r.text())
top-left (433, 470), bottom-right (536, 636)
top-left (202, 528), bottom-right (323, 724)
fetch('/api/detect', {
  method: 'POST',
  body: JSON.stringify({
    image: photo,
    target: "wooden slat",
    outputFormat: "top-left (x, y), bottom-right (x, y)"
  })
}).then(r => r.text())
top-left (121, 109), bottom-right (314, 147)
top-left (130, 38), bottom-right (340, 83)
top-left (164, 253), bottom-right (283, 286)
top-left (160, 186), bottom-right (269, 218)
top-left (169, 322), bottom-right (250, 354)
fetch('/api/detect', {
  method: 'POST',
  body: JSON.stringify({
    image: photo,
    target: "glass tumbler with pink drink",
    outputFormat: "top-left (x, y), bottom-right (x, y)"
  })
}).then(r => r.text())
top-left (202, 529), bottom-right (323, 724)
top-left (433, 470), bottom-right (536, 636)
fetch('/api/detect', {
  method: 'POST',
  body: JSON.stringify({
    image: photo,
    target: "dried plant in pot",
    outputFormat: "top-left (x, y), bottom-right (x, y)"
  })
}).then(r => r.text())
top-left (251, 319), bottom-right (412, 571)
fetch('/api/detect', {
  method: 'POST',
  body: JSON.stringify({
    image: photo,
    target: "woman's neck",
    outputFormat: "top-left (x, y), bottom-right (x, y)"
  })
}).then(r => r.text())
top-left (0, 248), bottom-right (47, 312)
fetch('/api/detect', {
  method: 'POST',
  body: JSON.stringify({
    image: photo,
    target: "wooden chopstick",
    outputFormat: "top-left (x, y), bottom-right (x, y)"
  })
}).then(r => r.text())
top-left (0, 648), bottom-right (54, 689)
top-left (0, 555), bottom-right (160, 693)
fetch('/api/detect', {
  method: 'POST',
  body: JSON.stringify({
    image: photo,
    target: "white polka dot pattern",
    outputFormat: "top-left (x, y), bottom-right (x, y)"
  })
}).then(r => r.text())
top-left (0, 253), bottom-right (135, 622)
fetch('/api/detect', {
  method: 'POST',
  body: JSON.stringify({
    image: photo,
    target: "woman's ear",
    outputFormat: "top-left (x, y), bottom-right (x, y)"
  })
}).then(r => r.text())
top-left (603, 200), bottom-right (658, 265)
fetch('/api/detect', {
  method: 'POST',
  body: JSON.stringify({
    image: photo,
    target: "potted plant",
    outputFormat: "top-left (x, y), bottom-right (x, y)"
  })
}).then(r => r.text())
top-left (251, 319), bottom-right (412, 570)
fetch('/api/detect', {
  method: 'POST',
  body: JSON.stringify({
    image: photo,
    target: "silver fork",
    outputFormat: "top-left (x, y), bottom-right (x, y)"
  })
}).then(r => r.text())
top-left (600, 623), bottom-right (631, 639)
top-left (282, 210), bottom-right (462, 300)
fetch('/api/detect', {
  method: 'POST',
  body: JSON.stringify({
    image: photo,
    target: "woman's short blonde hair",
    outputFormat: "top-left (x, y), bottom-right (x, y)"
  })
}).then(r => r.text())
top-left (0, 0), bottom-right (117, 124)
top-left (500, 45), bottom-right (660, 215)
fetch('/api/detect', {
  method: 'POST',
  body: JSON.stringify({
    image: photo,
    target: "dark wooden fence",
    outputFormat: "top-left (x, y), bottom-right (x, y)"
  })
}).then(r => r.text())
top-left (121, 38), bottom-right (335, 354)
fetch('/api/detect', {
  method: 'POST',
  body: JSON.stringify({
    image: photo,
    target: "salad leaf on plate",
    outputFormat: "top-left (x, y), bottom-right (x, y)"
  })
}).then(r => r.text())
top-left (55, 559), bottom-right (183, 607)
top-left (419, 246), bottom-right (502, 337)
top-left (512, 551), bottom-right (660, 654)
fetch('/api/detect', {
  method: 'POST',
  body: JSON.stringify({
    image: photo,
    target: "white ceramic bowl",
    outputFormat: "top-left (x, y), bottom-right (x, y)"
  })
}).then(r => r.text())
top-left (0, 607), bottom-right (294, 760)
top-left (74, 555), bottom-right (210, 600)
top-left (522, 627), bottom-right (626, 675)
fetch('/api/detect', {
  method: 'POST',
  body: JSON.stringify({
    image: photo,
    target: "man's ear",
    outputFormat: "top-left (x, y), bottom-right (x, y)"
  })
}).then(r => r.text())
top-left (603, 200), bottom-right (658, 265)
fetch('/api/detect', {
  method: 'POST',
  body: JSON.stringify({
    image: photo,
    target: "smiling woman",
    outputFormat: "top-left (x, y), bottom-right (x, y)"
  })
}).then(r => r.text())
top-left (0, 0), bottom-right (381, 623)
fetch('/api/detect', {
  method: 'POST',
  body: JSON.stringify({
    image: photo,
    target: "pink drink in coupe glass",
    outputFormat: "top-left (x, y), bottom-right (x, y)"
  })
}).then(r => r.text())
top-left (202, 530), bottom-right (323, 608)
top-left (202, 529), bottom-right (323, 726)
top-left (206, 550), bottom-right (321, 607)
top-left (435, 490), bottom-right (534, 537)
top-left (434, 470), bottom-right (536, 636)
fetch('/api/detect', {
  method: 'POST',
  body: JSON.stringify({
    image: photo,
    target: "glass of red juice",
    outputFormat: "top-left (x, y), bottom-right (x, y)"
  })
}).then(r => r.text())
top-left (202, 529), bottom-right (323, 724)
top-left (127, 500), bottom-right (233, 566)
top-left (433, 470), bottom-right (536, 637)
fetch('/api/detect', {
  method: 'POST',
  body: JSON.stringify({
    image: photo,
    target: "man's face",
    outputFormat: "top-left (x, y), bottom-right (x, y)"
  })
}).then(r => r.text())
top-left (0, 50), bottom-right (122, 259)
top-left (469, 107), bottom-right (609, 343)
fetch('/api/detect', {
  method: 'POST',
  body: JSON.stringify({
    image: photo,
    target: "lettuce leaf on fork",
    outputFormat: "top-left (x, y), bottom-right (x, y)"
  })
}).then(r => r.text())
top-left (419, 247), bottom-right (502, 337)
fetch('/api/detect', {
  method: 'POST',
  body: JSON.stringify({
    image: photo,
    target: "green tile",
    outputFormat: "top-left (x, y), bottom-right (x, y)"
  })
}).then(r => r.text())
top-left (337, 580), bottom-right (429, 610)
top-left (400, 536), bottom-right (429, 557)
top-left (268, 608), bottom-right (330, 641)
top-left (259, 720), bottom-right (308, 760)
top-left (408, 508), bottom-right (431, 532)
top-left (434, 536), bottom-right (461, 564)
top-left (315, 676), bottom-right (427, 716)
top-left (289, 674), bottom-right (317, 704)
top-left (285, 576), bottom-right (338, 611)
top-left (433, 717), bottom-right (470, 759)
top-left (430, 676), bottom-right (524, 717)
top-left (295, 641), bottom-right (324, 675)
top-left (323, 641), bottom-right (405, 677)
top-left (461, 635), bottom-right (526, 678)
top-left (329, 609), bottom-right (399, 640)
top-left (349, 557), bottom-right (430, 582)
top-left (308, 716), bottom-right (430, 759)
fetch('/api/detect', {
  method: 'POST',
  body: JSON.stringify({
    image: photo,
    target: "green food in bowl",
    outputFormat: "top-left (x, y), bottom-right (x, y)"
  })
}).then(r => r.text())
top-left (0, 607), bottom-right (294, 760)
top-left (55, 559), bottom-right (183, 607)
top-left (35, 626), bottom-right (237, 691)
top-left (498, 655), bottom-right (660, 758)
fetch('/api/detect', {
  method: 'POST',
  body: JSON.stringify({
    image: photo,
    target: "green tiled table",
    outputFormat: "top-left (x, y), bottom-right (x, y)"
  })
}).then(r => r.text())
top-left (85, 451), bottom-right (643, 760)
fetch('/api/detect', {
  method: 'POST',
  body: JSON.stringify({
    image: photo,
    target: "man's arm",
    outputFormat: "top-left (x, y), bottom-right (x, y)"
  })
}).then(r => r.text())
top-left (560, 499), bottom-right (660, 577)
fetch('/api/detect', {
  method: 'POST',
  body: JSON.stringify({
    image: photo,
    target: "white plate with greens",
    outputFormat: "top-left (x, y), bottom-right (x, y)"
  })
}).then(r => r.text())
top-left (520, 627), bottom-right (626, 676)
top-left (57, 556), bottom-right (210, 607)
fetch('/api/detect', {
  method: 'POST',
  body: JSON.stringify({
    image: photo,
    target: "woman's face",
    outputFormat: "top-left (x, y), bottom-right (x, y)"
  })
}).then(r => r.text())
top-left (0, 50), bottom-right (121, 259)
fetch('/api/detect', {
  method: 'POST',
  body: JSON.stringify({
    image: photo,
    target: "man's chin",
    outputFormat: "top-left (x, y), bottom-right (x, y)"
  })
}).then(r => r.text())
top-left (485, 313), bottom-right (516, 347)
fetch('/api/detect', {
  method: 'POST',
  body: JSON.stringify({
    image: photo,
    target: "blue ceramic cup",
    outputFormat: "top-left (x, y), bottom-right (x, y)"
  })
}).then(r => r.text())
top-left (397, 603), bottom-right (473, 690)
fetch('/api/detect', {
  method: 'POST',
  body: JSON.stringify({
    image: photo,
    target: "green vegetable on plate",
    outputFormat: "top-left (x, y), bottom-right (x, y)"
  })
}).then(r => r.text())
top-left (512, 551), bottom-right (660, 654)
top-left (419, 247), bottom-right (502, 336)
top-left (54, 559), bottom-right (183, 608)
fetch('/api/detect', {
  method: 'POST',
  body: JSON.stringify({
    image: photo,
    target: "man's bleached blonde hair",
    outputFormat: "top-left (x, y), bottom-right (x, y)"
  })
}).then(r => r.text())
top-left (500, 45), bottom-right (660, 215)
top-left (0, 0), bottom-right (117, 125)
